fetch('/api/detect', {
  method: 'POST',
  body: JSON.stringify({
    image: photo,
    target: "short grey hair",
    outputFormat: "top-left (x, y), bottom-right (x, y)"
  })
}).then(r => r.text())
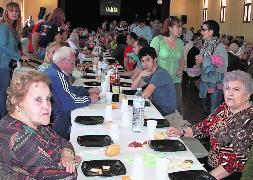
top-left (52, 46), bottom-right (76, 63)
top-left (224, 70), bottom-right (253, 96)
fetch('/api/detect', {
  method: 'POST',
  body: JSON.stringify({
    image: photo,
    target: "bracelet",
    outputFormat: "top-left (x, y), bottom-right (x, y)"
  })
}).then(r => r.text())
top-left (180, 128), bottom-right (185, 137)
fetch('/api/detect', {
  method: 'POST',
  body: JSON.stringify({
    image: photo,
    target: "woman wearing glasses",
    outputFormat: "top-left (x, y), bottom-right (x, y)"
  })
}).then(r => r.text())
top-left (195, 20), bottom-right (228, 117)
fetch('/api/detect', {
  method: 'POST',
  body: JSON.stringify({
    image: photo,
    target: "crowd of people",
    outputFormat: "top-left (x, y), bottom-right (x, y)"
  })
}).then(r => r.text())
top-left (1, 2), bottom-right (253, 179)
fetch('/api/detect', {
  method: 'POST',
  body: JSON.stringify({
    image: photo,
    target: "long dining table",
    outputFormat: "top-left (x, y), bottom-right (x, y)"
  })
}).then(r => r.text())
top-left (70, 57), bottom-right (206, 179)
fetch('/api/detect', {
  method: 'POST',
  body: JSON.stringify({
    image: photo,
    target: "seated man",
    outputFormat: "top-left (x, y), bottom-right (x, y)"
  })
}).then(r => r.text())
top-left (131, 47), bottom-right (177, 116)
top-left (44, 46), bottom-right (99, 139)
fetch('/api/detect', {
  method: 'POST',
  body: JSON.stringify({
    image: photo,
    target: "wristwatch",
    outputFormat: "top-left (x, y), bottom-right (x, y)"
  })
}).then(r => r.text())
top-left (180, 128), bottom-right (185, 137)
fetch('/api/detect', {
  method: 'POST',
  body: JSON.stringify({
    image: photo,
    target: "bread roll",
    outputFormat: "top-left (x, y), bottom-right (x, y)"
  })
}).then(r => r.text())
top-left (154, 132), bottom-right (168, 140)
top-left (105, 144), bottom-right (120, 157)
top-left (122, 176), bottom-right (131, 180)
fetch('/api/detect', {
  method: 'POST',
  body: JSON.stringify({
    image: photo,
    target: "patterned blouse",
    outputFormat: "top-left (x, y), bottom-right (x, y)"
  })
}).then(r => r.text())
top-left (192, 102), bottom-right (253, 174)
top-left (0, 115), bottom-right (77, 179)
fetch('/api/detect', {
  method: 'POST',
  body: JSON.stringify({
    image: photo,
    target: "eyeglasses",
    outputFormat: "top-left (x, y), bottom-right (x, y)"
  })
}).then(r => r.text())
top-left (201, 28), bottom-right (209, 32)
top-left (64, 58), bottom-right (75, 65)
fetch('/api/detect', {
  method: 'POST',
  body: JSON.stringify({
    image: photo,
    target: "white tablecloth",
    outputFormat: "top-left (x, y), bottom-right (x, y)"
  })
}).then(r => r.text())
top-left (70, 102), bottom-right (205, 180)
top-left (71, 59), bottom-right (205, 179)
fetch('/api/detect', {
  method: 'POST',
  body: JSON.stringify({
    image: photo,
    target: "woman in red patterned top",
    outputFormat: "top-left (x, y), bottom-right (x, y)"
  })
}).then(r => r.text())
top-left (0, 69), bottom-right (79, 179)
top-left (167, 70), bottom-right (253, 180)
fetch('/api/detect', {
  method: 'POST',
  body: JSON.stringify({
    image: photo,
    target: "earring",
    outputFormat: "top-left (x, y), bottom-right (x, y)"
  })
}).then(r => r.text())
top-left (16, 107), bottom-right (22, 112)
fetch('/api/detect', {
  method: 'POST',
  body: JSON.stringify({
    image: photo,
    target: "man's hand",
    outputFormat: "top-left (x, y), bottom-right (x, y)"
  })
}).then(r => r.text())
top-left (89, 87), bottom-right (100, 94)
top-left (139, 70), bottom-right (153, 78)
top-left (89, 89), bottom-right (100, 103)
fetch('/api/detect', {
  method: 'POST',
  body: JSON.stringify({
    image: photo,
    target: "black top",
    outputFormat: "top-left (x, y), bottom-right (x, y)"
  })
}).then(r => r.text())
top-left (38, 21), bottom-right (60, 48)
top-left (187, 46), bottom-right (200, 68)
top-left (227, 51), bottom-right (246, 72)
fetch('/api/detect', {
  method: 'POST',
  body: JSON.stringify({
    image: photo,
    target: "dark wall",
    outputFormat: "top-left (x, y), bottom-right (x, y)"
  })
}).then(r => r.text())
top-left (64, 0), bottom-right (162, 30)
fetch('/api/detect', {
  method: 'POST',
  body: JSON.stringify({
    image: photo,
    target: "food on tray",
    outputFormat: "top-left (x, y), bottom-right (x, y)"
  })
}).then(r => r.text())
top-left (128, 141), bottom-right (147, 148)
top-left (154, 131), bottom-right (168, 140)
top-left (182, 160), bottom-right (193, 169)
top-left (102, 166), bottom-right (110, 171)
top-left (168, 159), bottom-right (193, 169)
top-left (90, 168), bottom-right (102, 174)
top-left (105, 144), bottom-right (121, 157)
top-left (122, 175), bottom-right (131, 180)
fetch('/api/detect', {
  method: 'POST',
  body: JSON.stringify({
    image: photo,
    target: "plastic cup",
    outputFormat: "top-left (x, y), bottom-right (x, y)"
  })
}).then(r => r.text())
top-left (156, 158), bottom-right (169, 180)
top-left (121, 98), bottom-right (128, 112)
top-left (147, 120), bottom-right (157, 140)
top-left (131, 155), bottom-right (144, 180)
top-left (106, 92), bottom-right (112, 104)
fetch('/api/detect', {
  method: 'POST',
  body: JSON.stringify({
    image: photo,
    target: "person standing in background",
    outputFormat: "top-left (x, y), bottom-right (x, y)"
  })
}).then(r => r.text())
top-left (24, 15), bottom-right (34, 27)
top-left (0, 2), bottom-right (25, 118)
top-left (28, 9), bottom-right (45, 55)
top-left (150, 16), bottom-right (185, 114)
top-left (195, 20), bottom-right (228, 116)
top-left (37, 8), bottom-right (65, 60)
top-left (133, 18), bottom-right (152, 43)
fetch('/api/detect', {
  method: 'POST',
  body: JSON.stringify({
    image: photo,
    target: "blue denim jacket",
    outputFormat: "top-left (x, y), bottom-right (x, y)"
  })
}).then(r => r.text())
top-left (199, 42), bottom-right (228, 98)
top-left (0, 23), bottom-right (20, 69)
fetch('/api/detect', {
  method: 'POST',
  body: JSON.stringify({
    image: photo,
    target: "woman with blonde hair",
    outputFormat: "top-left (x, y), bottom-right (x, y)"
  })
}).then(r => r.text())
top-left (38, 42), bottom-right (61, 72)
top-left (0, 2), bottom-right (23, 118)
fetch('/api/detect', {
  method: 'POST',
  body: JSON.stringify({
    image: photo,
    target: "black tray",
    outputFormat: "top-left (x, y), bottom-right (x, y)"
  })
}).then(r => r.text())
top-left (83, 61), bottom-right (93, 64)
top-left (122, 89), bottom-right (137, 95)
top-left (144, 119), bottom-right (170, 128)
top-left (106, 59), bottom-right (117, 63)
top-left (120, 75), bottom-right (131, 79)
top-left (168, 170), bottom-right (216, 180)
top-left (77, 135), bottom-right (113, 147)
top-left (148, 140), bottom-right (186, 152)
top-left (81, 160), bottom-right (126, 177)
top-left (83, 81), bottom-right (101, 86)
top-left (117, 67), bottom-right (124, 71)
top-left (83, 75), bottom-right (97, 79)
top-left (75, 116), bottom-right (104, 125)
top-left (120, 82), bottom-right (132, 87)
top-left (128, 100), bottom-right (150, 106)
top-left (85, 69), bottom-right (95, 73)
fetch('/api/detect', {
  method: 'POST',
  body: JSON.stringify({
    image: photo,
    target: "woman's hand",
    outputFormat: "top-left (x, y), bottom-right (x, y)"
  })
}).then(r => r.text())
top-left (60, 148), bottom-right (76, 173)
top-left (209, 165), bottom-right (230, 180)
top-left (195, 55), bottom-right (203, 65)
top-left (166, 127), bottom-right (182, 137)
top-left (176, 68), bottom-right (183, 77)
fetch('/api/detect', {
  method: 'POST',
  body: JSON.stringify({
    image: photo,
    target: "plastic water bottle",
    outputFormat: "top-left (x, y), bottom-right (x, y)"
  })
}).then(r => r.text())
top-left (132, 88), bottom-right (145, 132)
